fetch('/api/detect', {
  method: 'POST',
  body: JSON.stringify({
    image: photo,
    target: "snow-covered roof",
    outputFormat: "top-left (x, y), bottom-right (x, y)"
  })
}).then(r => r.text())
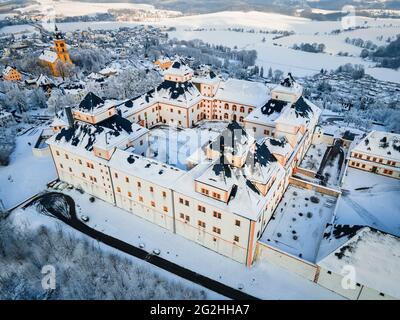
top-left (119, 80), bottom-right (202, 117)
top-left (209, 121), bottom-right (254, 158)
top-left (214, 79), bottom-right (269, 108)
top-left (2, 65), bottom-right (15, 76)
top-left (164, 59), bottom-right (193, 77)
top-left (272, 74), bottom-right (303, 96)
top-left (109, 149), bottom-right (185, 189)
top-left (351, 130), bottom-right (400, 162)
top-left (245, 98), bottom-right (288, 126)
top-left (192, 70), bottom-right (220, 86)
top-left (74, 92), bottom-right (123, 116)
top-left (275, 97), bottom-right (321, 127)
top-left (174, 157), bottom-right (285, 221)
top-left (47, 116), bottom-right (148, 158)
top-left (25, 74), bottom-right (54, 87)
top-left (39, 50), bottom-right (58, 64)
top-left (317, 227), bottom-right (400, 299)
top-left (262, 137), bottom-right (293, 159)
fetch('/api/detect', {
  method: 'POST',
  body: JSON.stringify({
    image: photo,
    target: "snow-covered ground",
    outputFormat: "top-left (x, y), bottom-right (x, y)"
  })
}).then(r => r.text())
top-left (300, 143), bottom-right (328, 172)
top-left (0, 126), bottom-right (57, 210)
top-left (335, 168), bottom-right (400, 237)
top-left (53, 187), bottom-right (342, 299)
top-left (260, 186), bottom-right (337, 262)
top-left (146, 122), bottom-right (227, 170)
top-left (9, 205), bottom-right (224, 299)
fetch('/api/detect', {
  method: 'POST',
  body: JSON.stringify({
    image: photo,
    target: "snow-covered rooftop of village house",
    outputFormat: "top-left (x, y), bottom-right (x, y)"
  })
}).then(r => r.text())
top-left (173, 157), bottom-right (285, 221)
top-left (164, 59), bottom-right (193, 77)
top-left (192, 70), bottom-right (220, 86)
top-left (2, 65), bottom-right (15, 76)
top-left (351, 130), bottom-right (400, 162)
top-left (317, 227), bottom-right (400, 299)
top-left (109, 149), bottom-right (185, 189)
top-left (275, 97), bottom-right (321, 127)
top-left (25, 74), bottom-right (54, 87)
top-left (39, 50), bottom-right (58, 63)
top-left (214, 79), bottom-right (269, 108)
top-left (119, 80), bottom-right (202, 117)
top-left (244, 99), bottom-right (288, 126)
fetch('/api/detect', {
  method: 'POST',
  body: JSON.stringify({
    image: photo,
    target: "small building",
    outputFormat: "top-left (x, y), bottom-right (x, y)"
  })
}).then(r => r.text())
top-left (154, 57), bottom-right (173, 70)
top-left (349, 130), bottom-right (400, 179)
top-left (2, 66), bottom-right (22, 81)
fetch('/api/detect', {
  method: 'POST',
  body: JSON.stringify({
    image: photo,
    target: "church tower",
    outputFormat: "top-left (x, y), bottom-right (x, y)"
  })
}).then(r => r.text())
top-left (53, 25), bottom-right (72, 64)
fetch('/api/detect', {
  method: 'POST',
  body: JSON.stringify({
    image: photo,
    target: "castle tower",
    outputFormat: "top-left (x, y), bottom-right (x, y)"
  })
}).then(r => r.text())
top-left (53, 25), bottom-right (72, 64)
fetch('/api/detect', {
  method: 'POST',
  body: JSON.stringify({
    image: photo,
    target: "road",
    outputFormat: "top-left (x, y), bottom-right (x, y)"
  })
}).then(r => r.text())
top-left (23, 192), bottom-right (259, 300)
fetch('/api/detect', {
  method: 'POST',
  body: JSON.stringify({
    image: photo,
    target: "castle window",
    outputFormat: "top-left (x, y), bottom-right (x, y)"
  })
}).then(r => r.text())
top-left (212, 227), bottom-right (221, 235)
top-left (234, 236), bottom-right (239, 242)
top-left (213, 211), bottom-right (222, 219)
top-left (125, 177), bottom-right (129, 183)
top-left (128, 191), bottom-right (132, 197)
top-left (235, 220), bottom-right (241, 227)
top-left (198, 220), bottom-right (206, 228)
top-left (163, 206), bottom-right (168, 213)
top-left (162, 191), bottom-right (167, 198)
top-left (198, 205), bottom-right (206, 213)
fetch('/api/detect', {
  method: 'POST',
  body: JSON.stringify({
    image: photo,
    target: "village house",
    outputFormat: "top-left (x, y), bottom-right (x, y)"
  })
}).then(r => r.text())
top-left (2, 65), bottom-right (22, 81)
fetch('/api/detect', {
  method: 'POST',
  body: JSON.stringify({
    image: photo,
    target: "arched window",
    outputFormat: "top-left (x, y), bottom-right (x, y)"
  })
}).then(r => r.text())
top-left (240, 106), bottom-right (245, 113)
top-left (224, 113), bottom-right (229, 119)
top-left (224, 103), bottom-right (229, 110)
top-left (239, 116), bottom-right (244, 122)
top-left (248, 108), bottom-right (253, 113)
top-left (232, 105), bottom-right (237, 111)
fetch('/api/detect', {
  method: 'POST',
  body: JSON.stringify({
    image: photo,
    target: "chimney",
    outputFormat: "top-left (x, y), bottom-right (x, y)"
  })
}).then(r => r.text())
top-left (65, 106), bottom-right (74, 128)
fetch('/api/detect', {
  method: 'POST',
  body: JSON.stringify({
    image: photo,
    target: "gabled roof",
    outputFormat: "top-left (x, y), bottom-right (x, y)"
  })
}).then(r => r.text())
top-left (78, 92), bottom-right (105, 112)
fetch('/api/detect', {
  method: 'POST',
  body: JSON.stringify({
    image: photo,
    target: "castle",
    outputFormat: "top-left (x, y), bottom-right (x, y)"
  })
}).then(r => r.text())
top-left (47, 61), bottom-right (321, 266)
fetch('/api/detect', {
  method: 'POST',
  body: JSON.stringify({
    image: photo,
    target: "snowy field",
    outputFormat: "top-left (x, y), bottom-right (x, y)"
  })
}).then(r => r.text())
top-left (335, 168), bottom-right (400, 237)
top-left (53, 187), bottom-right (342, 299)
top-left (0, 127), bottom-right (57, 210)
top-left (2, 11), bottom-right (398, 82)
top-left (14, 0), bottom-right (179, 17)
top-left (8, 206), bottom-right (223, 299)
top-left (146, 122), bottom-right (228, 170)
top-left (163, 12), bottom-right (400, 82)
top-left (260, 186), bottom-right (337, 262)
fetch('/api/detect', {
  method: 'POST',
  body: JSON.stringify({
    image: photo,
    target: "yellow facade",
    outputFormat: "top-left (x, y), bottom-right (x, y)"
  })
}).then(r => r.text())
top-left (3, 67), bottom-right (22, 81)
